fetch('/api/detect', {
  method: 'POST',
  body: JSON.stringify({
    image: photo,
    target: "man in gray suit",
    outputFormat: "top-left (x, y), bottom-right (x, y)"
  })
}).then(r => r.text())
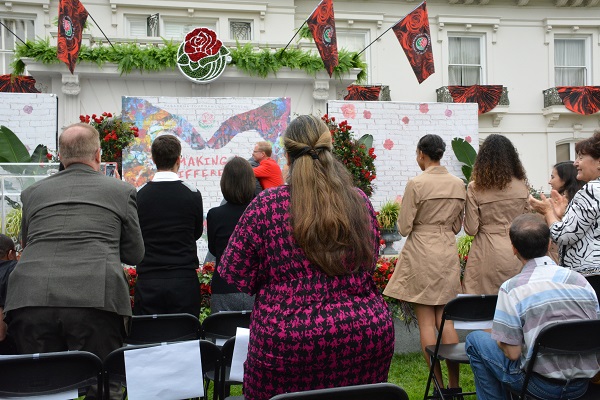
top-left (5, 123), bottom-right (144, 369)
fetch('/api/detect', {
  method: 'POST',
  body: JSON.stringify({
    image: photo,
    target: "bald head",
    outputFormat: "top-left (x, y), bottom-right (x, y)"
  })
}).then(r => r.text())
top-left (59, 123), bottom-right (101, 169)
top-left (509, 214), bottom-right (550, 260)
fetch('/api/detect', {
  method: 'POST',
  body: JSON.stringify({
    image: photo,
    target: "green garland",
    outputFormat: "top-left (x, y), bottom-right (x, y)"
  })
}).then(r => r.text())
top-left (11, 39), bottom-right (367, 83)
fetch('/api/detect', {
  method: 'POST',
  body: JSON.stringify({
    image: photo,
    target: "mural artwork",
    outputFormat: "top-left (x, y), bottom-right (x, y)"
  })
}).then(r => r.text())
top-left (122, 96), bottom-right (291, 260)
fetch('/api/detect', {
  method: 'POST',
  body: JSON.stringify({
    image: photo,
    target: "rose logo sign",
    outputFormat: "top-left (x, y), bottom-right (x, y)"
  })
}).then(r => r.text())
top-left (413, 33), bottom-right (430, 54)
top-left (176, 27), bottom-right (232, 84)
top-left (62, 17), bottom-right (74, 39)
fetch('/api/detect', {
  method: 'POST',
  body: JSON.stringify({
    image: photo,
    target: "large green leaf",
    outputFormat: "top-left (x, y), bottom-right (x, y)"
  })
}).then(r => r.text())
top-left (0, 125), bottom-right (30, 163)
top-left (29, 144), bottom-right (49, 163)
top-left (451, 137), bottom-right (477, 166)
top-left (358, 134), bottom-right (373, 150)
top-left (462, 165), bottom-right (473, 184)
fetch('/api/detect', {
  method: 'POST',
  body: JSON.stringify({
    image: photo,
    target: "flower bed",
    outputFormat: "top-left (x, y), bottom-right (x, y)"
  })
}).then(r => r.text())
top-left (124, 261), bottom-right (214, 321)
top-left (374, 256), bottom-right (416, 327)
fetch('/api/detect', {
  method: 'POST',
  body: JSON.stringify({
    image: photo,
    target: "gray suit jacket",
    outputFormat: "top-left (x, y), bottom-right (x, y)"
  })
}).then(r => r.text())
top-left (5, 163), bottom-right (144, 317)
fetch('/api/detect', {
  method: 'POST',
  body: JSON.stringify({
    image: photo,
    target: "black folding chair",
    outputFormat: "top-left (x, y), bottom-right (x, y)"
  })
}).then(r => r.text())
top-left (217, 336), bottom-right (244, 400)
top-left (126, 312), bottom-right (201, 345)
top-left (507, 319), bottom-right (600, 400)
top-left (201, 310), bottom-right (252, 345)
top-left (201, 311), bottom-right (251, 399)
top-left (268, 382), bottom-right (409, 400)
top-left (103, 340), bottom-right (221, 400)
top-left (0, 350), bottom-right (103, 398)
top-left (424, 294), bottom-right (498, 400)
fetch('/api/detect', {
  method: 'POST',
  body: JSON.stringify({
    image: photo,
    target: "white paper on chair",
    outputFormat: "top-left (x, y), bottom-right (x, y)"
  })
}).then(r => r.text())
top-left (452, 294), bottom-right (493, 330)
top-left (229, 327), bottom-right (250, 382)
top-left (0, 389), bottom-right (78, 400)
top-left (124, 340), bottom-right (204, 400)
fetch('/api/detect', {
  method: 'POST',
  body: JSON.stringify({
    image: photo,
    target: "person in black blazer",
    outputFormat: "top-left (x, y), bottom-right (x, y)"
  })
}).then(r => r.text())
top-left (207, 156), bottom-right (256, 313)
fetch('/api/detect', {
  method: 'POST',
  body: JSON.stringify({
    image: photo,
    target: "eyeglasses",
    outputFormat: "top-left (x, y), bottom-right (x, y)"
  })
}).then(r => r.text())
top-left (253, 150), bottom-right (263, 154)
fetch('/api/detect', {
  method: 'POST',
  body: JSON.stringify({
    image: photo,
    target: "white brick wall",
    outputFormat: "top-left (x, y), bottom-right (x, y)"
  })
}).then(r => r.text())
top-left (0, 93), bottom-right (58, 153)
top-left (327, 101), bottom-right (479, 211)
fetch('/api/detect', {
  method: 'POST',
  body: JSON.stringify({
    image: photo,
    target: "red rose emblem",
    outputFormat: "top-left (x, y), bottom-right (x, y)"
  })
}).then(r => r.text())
top-left (184, 28), bottom-right (223, 62)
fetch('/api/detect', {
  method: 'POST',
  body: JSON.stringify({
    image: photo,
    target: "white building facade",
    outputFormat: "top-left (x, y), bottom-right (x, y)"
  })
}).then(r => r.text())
top-left (1, 0), bottom-right (599, 191)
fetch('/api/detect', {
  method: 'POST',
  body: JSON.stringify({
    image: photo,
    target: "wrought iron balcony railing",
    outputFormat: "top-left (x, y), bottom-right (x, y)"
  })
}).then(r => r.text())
top-left (436, 86), bottom-right (510, 106)
top-left (543, 87), bottom-right (563, 108)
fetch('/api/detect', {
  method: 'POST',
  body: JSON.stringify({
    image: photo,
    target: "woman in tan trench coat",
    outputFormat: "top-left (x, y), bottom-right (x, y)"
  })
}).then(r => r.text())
top-left (384, 134), bottom-right (465, 396)
top-left (463, 134), bottom-right (530, 295)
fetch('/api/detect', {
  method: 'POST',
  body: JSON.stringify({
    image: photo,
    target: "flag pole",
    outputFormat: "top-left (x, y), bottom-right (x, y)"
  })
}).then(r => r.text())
top-left (87, 13), bottom-right (116, 50)
top-left (356, 1), bottom-right (425, 57)
top-left (280, 0), bottom-right (322, 55)
top-left (0, 20), bottom-right (31, 48)
top-left (280, 20), bottom-right (308, 55)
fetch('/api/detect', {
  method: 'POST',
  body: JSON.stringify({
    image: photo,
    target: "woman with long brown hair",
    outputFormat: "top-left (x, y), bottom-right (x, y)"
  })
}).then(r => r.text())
top-left (218, 115), bottom-right (394, 400)
top-left (463, 134), bottom-right (530, 294)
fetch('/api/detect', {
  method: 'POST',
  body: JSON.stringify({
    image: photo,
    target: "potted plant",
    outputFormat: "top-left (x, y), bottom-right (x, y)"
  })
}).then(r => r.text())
top-left (377, 200), bottom-right (401, 255)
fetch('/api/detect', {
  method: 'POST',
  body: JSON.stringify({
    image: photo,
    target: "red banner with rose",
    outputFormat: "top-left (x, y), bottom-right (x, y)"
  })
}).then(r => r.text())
top-left (57, 0), bottom-right (88, 74)
top-left (557, 86), bottom-right (600, 115)
top-left (392, 1), bottom-right (434, 84)
top-left (0, 75), bottom-right (40, 93)
top-left (306, 0), bottom-right (339, 77)
top-left (447, 85), bottom-right (503, 115)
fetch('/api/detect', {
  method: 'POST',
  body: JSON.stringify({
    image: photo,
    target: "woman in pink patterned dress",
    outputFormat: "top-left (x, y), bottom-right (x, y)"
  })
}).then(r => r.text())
top-left (219, 115), bottom-right (394, 400)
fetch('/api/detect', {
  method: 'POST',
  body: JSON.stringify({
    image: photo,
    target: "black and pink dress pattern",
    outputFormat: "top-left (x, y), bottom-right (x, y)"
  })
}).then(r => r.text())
top-left (219, 186), bottom-right (395, 400)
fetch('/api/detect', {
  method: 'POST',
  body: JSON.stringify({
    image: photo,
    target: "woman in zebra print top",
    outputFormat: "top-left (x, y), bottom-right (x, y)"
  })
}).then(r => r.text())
top-left (530, 130), bottom-right (600, 296)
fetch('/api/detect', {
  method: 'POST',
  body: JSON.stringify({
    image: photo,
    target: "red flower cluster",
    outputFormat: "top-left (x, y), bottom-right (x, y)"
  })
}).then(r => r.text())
top-left (324, 114), bottom-right (377, 197)
top-left (124, 266), bottom-right (138, 308)
top-left (198, 261), bottom-right (215, 320)
top-left (373, 256), bottom-right (397, 293)
top-left (78, 112), bottom-right (139, 165)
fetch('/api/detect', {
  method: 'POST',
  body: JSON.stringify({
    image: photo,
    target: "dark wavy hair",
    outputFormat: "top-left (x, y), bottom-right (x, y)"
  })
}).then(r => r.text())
top-left (574, 129), bottom-right (600, 160)
top-left (417, 134), bottom-right (445, 161)
top-left (553, 161), bottom-right (583, 202)
top-left (472, 134), bottom-right (527, 191)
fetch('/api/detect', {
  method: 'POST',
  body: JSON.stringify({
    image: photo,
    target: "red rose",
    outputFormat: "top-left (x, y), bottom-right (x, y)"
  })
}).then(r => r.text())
top-left (46, 153), bottom-right (52, 160)
top-left (184, 28), bottom-right (223, 62)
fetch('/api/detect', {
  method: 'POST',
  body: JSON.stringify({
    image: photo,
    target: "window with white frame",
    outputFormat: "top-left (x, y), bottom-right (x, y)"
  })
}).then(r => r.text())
top-left (556, 141), bottom-right (578, 163)
top-left (163, 20), bottom-right (217, 41)
top-left (337, 29), bottom-right (370, 82)
top-left (554, 37), bottom-right (590, 86)
top-left (229, 20), bottom-right (252, 41)
top-left (127, 16), bottom-right (148, 38)
top-left (448, 35), bottom-right (484, 86)
top-left (0, 18), bottom-right (34, 75)
top-left (127, 16), bottom-right (217, 41)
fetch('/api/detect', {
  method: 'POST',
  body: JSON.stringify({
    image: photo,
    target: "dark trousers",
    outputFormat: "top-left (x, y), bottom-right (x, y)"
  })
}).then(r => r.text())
top-left (133, 275), bottom-right (201, 317)
top-left (8, 306), bottom-right (124, 359)
top-left (8, 307), bottom-right (125, 399)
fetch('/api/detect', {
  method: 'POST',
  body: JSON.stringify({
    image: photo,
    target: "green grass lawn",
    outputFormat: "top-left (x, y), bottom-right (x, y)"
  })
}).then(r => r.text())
top-left (388, 352), bottom-right (475, 399)
top-left (223, 351), bottom-right (475, 400)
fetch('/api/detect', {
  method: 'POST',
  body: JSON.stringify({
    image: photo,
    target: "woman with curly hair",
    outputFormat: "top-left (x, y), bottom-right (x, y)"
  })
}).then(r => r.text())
top-left (463, 134), bottom-right (530, 294)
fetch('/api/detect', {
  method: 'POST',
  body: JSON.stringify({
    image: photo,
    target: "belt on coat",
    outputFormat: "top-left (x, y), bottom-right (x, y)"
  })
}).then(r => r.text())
top-left (412, 225), bottom-right (452, 233)
top-left (479, 224), bottom-right (510, 234)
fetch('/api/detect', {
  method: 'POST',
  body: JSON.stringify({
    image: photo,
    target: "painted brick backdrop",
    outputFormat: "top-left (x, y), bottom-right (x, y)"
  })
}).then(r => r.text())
top-left (0, 93), bottom-right (58, 152)
top-left (327, 101), bottom-right (479, 211)
top-left (122, 96), bottom-right (291, 261)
